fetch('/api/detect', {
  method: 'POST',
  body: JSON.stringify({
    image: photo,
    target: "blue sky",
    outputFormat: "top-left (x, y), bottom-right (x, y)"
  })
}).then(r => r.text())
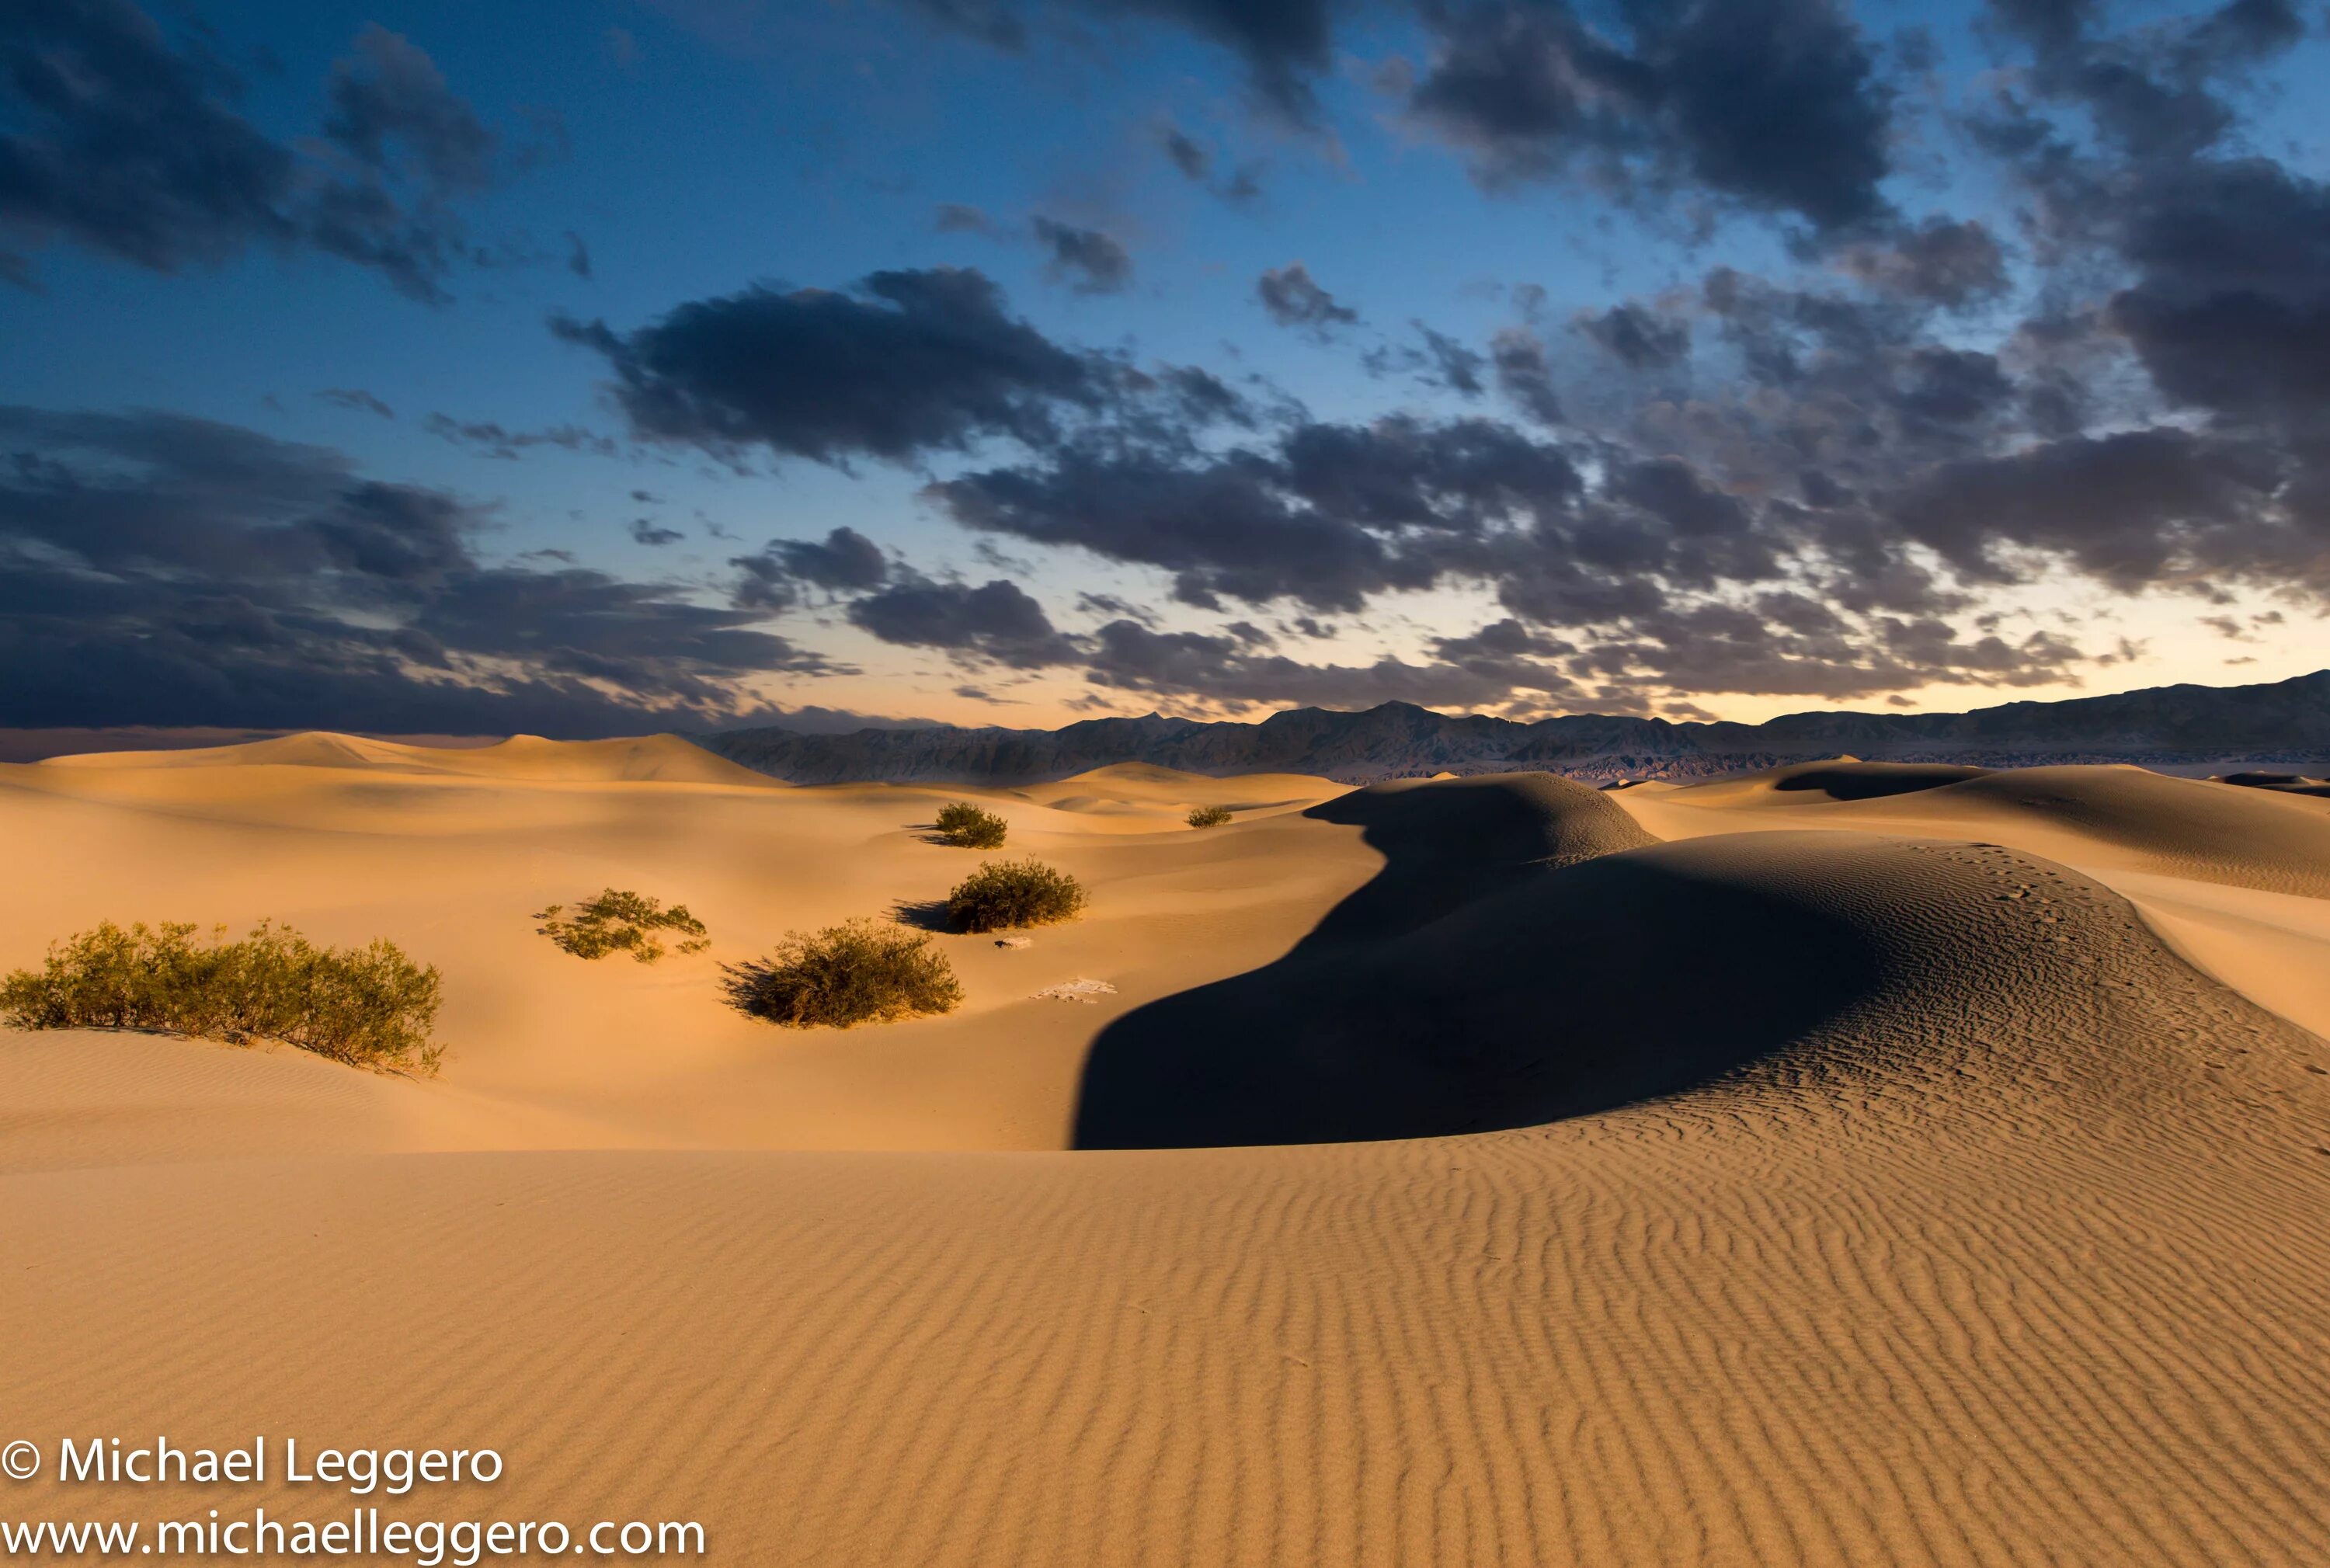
top-left (3, 0), bottom-right (2326, 736)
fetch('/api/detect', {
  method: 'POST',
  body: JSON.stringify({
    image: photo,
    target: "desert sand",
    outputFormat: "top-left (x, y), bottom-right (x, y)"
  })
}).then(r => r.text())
top-left (4, 737), bottom-right (2328, 1565)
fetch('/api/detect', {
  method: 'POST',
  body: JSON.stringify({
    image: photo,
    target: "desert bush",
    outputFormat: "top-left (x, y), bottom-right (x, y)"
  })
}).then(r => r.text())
top-left (0, 920), bottom-right (443, 1073)
top-left (946, 858), bottom-right (1088, 933)
top-left (934, 801), bottom-right (1009, 849)
top-left (1186, 805), bottom-right (1233, 829)
top-left (720, 919), bottom-right (962, 1028)
top-left (535, 888), bottom-right (709, 964)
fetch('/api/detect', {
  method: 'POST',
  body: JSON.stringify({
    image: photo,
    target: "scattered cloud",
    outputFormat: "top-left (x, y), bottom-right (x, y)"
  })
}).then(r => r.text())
top-left (729, 526), bottom-right (891, 610)
top-left (0, 407), bottom-right (830, 733)
top-left (551, 268), bottom-right (1113, 466)
top-left (422, 415), bottom-right (618, 459)
top-left (1403, 0), bottom-right (1895, 235)
top-left (1257, 262), bottom-right (1358, 336)
top-left (316, 388), bottom-right (397, 419)
top-left (0, 5), bottom-right (549, 301)
top-left (1031, 215), bottom-right (1133, 294)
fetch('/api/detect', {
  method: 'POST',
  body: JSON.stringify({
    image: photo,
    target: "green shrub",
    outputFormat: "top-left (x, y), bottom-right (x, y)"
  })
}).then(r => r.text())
top-left (946, 858), bottom-right (1088, 933)
top-left (1186, 805), bottom-right (1234, 829)
top-left (720, 919), bottom-right (962, 1028)
top-left (0, 920), bottom-right (443, 1073)
top-left (535, 888), bottom-right (709, 965)
top-left (934, 801), bottom-right (1009, 849)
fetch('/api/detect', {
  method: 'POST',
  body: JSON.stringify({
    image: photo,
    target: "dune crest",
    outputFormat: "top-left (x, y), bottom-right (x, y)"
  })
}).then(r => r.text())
top-left (38, 729), bottom-right (779, 787)
top-left (1650, 760), bottom-right (2330, 898)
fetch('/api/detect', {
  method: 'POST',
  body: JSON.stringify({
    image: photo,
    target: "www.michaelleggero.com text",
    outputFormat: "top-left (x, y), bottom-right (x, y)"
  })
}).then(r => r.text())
top-left (2, 1512), bottom-right (705, 1563)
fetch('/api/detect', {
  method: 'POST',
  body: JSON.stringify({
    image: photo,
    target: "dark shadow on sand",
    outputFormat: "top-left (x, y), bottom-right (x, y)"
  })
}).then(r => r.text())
top-left (889, 898), bottom-right (954, 932)
top-left (1072, 776), bottom-right (1882, 1149)
top-left (1771, 763), bottom-right (1989, 801)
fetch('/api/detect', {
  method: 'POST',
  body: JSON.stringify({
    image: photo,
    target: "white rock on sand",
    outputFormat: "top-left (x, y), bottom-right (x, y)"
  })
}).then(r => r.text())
top-left (1033, 978), bottom-right (1117, 1003)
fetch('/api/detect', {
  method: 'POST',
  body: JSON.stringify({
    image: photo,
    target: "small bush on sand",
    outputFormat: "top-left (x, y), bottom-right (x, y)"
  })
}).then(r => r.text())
top-left (1186, 805), bottom-right (1233, 829)
top-left (934, 801), bottom-right (1009, 849)
top-left (0, 920), bottom-right (443, 1073)
top-left (946, 858), bottom-right (1088, 933)
top-left (720, 919), bottom-right (962, 1028)
top-left (535, 888), bottom-right (709, 964)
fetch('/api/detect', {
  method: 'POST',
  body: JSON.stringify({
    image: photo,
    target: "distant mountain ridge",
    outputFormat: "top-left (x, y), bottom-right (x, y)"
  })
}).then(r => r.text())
top-left (704, 669), bottom-right (2330, 786)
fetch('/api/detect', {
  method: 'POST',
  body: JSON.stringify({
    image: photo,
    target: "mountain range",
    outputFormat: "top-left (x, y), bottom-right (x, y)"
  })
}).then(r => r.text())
top-left (704, 669), bottom-right (2330, 787)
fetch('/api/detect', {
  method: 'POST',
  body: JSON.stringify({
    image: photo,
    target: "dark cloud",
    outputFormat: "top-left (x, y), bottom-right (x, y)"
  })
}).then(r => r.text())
top-left (899, 0), bottom-right (1339, 116)
top-left (0, 4), bottom-right (535, 301)
top-left (1160, 127), bottom-right (1211, 181)
top-left (1406, 0), bottom-right (1894, 234)
top-left (729, 527), bottom-right (890, 611)
top-left (421, 415), bottom-right (619, 459)
top-left (1366, 324), bottom-right (1487, 397)
top-left (1836, 217), bottom-right (2010, 308)
top-left (0, 406), bottom-right (827, 734)
top-left (316, 388), bottom-right (396, 419)
top-left (1576, 303), bottom-right (1690, 370)
top-left (551, 267), bottom-right (1112, 466)
top-left (1894, 348), bottom-right (2013, 426)
top-left (1083, 618), bottom-right (1577, 710)
top-left (629, 518), bottom-right (684, 547)
top-left (1256, 262), bottom-right (1358, 335)
top-left (564, 231), bottom-right (593, 279)
top-left (847, 575), bottom-right (1083, 668)
top-left (1216, 164), bottom-right (1264, 207)
top-left (1158, 124), bottom-right (1265, 207)
top-left (1031, 215), bottom-right (1134, 294)
top-left (1892, 428), bottom-right (2300, 594)
top-left (1489, 328), bottom-right (1563, 426)
top-left (930, 414), bottom-right (1583, 613)
top-left (2101, 157), bottom-right (2330, 426)
top-left (934, 202), bottom-right (995, 233)
top-left (1984, 0), bottom-right (2304, 162)
top-left (321, 24), bottom-right (496, 196)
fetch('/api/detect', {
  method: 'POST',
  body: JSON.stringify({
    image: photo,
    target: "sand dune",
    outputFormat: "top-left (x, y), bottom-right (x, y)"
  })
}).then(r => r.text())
top-left (1012, 761), bottom-right (1342, 827)
top-left (5, 737), bottom-right (2328, 1565)
top-left (1636, 760), bottom-right (2330, 937)
top-left (1673, 757), bottom-right (1994, 803)
top-left (0, 735), bottom-right (1365, 1149)
top-left (43, 728), bottom-right (783, 787)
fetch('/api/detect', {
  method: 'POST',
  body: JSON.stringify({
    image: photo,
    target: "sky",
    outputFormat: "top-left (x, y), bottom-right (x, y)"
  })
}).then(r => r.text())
top-left (2, 0), bottom-right (2326, 739)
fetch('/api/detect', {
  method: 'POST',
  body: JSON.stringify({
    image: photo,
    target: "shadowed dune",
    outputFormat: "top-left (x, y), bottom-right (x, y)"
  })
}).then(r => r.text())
top-left (2217, 770), bottom-right (2330, 799)
top-left (1302, 771), bottom-right (1657, 940)
top-left (1768, 760), bottom-right (1993, 799)
top-left (1077, 772), bottom-right (2312, 1148)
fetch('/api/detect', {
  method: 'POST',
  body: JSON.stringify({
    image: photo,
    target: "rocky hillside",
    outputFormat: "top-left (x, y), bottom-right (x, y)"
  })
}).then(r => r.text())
top-left (704, 669), bottom-right (2330, 786)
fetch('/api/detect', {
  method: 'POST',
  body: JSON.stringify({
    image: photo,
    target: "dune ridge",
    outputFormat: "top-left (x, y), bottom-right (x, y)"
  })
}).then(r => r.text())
top-left (40, 729), bottom-right (783, 787)
top-left (1643, 760), bottom-right (2330, 900)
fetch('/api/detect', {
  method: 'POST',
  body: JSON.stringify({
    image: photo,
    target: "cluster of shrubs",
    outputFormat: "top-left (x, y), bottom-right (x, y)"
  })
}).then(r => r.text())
top-left (1, 801), bottom-right (1122, 1055)
top-left (0, 919), bottom-right (443, 1073)
top-left (727, 859), bottom-right (1089, 1028)
top-left (535, 888), bottom-right (709, 965)
top-left (1186, 805), bottom-right (1233, 829)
